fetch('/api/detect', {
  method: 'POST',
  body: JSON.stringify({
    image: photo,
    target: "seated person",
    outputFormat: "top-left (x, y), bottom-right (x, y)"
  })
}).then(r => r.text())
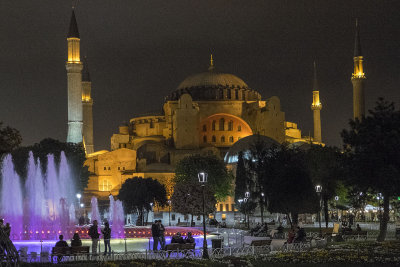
top-left (171, 232), bottom-right (184, 244)
top-left (250, 223), bottom-right (261, 236)
top-left (356, 224), bottom-right (361, 232)
top-left (277, 224), bottom-right (284, 233)
top-left (55, 235), bottom-right (69, 247)
top-left (184, 232), bottom-right (195, 244)
top-left (287, 227), bottom-right (295, 244)
top-left (294, 227), bottom-right (306, 243)
top-left (71, 233), bottom-right (82, 247)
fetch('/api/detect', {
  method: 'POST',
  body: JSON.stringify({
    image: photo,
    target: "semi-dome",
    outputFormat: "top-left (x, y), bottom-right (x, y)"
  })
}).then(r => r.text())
top-left (224, 134), bottom-right (279, 164)
top-left (166, 62), bottom-right (261, 101)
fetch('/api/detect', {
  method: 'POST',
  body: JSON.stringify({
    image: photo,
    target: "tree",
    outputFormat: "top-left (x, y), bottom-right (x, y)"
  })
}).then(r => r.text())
top-left (234, 151), bottom-right (249, 203)
top-left (306, 145), bottom-right (343, 227)
top-left (10, 138), bottom-right (89, 191)
top-left (0, 122), bottom-right (22, 156)
top-left (341, 98), bottom-right (400, 241)
top-left (264, 146), bottom-right (319, 225)
top-left (174, 155), bottom-right (234, 201)
top-left (118, 177), bottom-right (167, 226)
top-left (171, 180), bottom-right (216, 223)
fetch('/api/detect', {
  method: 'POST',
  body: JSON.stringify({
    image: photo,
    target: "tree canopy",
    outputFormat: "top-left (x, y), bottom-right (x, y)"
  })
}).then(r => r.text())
top-left (0, 122), bottom-right (22, 156)
top-left (341, 98), bottom-right (400, 241)
top-left (171, 180), bottom-right (216, 218)
top-left (174, 154), bottom-right (234, 201)
top-left (118, 177), bottom-right (167, 226)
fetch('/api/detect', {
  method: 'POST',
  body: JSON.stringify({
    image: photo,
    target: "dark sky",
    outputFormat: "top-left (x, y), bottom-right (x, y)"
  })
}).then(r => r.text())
top-left (0, 0), bottom-right (399, 150)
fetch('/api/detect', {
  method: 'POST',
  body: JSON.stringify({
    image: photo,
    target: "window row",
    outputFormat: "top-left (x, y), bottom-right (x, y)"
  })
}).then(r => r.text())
top-left (218, 203), bottom-right (235, 212)
top-left (99, 179), bottom-right (112, 191)
top-left (202, 119), bottom-right (242, 131)
top-left (103, 166), bottom-right (126, 171)
top-left (203, 135), bottom-right (241, 143)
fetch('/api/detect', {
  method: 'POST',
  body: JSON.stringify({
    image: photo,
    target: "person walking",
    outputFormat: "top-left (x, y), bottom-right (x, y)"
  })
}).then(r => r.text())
top-left (88, 220), bottom-right (100, 254)
top-left (158, 220), bottom-right (166, 250)
top-left (151, 220), bottom-right (160, 251)
top-left (101, 222), bottom-right (112, 255)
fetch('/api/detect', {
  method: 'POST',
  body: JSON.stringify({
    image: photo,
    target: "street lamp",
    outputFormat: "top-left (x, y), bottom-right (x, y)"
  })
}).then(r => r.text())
top-left (335, 196), bottom-right (339, 221)
top-left (315, 185), bottom-right (322, 237)
top-left (76, 193), bottom-right (81, 205)
top-left (198, 171), bottom-right (208, 259)
top-left (80, 203), bottom-right (84, 208)
top-left (167, 199), bottom-right (171, 226)
top-left (244, 191), bottom-right (250, 229)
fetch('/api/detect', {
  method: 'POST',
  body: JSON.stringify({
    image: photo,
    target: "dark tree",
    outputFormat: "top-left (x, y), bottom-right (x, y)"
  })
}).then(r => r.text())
top-left (0, 122), bottom-right (22, 156)
top-left (10, 138), bottom-right (89, 191)
top-left (341, 98), bottom-right (400, 241)
top-left (306, 145), bottom-right (343, 227)
top-left (174, 155), bottom-right (234, 201)
top-left (171, 180), bottom-right (216, 223)
top-left (118, 177), bottom-right (167, 226)
top-left (234, 151), bottom-right (249, 203)
top-left (264, 146), bottom-right (319, 226)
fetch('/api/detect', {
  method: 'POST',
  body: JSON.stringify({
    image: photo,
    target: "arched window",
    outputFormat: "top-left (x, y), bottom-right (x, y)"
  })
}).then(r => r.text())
top-left (100, 180), bottom-right (112, 191)
top-left (219, 118), bottom-right (225, 131)
top-left (219, 89), bottom-right (224, 99)
top-left (203, 135), bottom-right (207, 143)
top-left (235, 90), bottom-right (239, 99)
top-left (238, 125), bottom-right (241, 131)
top-left (221, 136), bottom-right (225, 142)
top-left (212, 136), bottom-right (216, 142)
top-left (212, 121), bottom-right (216, 131)
top-left (229, 136), bottom-right (234, 142)
top-left (202, 125), bottom-right (207, 132)
top-left (227, 90), bottom-right (231, 99)
top-left (242, 91), bottom-right (246, 100)
top-left (228, 121), bottom-right (233, 131)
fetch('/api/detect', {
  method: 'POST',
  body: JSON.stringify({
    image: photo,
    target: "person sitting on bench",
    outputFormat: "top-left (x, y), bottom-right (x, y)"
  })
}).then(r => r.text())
top-left (55, 235), bottom-right (69, 248)
top-left (171, 232), bottom-right (184, 244)
top-left (71, 233), bottom-right (82, 247)
top-left (184, 232), bottom-right (195, 244)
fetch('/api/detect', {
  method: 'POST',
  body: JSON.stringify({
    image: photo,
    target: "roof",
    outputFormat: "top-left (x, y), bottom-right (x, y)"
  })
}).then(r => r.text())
top-left (67, 10), bottom-right (80, 38)
top-left (177, 71), bottom-right (249, 90)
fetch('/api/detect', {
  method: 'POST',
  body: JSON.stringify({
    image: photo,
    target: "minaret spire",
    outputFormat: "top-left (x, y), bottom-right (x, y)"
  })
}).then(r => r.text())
top-left (66, 9), bottom-right (83, 143)
top-left (208, 54), bottom-right (215, 71)
top-left (351, 18), bottom-right (366, 120)
top-left (311, 60), bottom-right (322, 143)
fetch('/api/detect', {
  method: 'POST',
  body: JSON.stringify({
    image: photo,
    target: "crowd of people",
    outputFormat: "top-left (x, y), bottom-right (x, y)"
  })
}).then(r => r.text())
top-left (54, 219), bottom-right (111, 256)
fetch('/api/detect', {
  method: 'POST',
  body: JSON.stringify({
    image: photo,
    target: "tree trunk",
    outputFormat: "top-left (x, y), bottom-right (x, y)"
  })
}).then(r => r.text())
top-left (286, 213), bottom-right (292, 228)
top-left (292, 213), bottom-right (298, 225)
top-left (323, 197), bottom-right (329, 228)
top-left (260, 200), bottom-right (264, 224)
top-left (377, 193), bottom-right (390, 242)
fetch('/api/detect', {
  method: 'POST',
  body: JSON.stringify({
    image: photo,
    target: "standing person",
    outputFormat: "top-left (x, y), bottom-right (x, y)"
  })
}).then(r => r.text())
top-left (4, 223), bottom-right (10, 238)
top-left (151, 220), bottom-right (160, 251)
top-left (158, 220), bottom-right (166, 250)
top-left (88, 220), bottom-right (100, 254)
top-left (101, 222), bottom-right (112, 255)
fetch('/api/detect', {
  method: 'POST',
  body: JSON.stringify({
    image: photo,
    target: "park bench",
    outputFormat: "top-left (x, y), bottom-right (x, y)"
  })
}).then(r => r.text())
top-left (342, 231), bottom-right (368, 240)
top-left (164, 243), bottom-right (196, 258)
top-left (51, 246), bottom-right (90, 263)
top-left (249, 239), bottom-right (272, 254)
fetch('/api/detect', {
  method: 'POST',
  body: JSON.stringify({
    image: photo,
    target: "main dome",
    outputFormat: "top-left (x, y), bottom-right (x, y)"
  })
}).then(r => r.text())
top-left (177, 71), bottom-right (249, 90)
top-left (166, 67), bottom-right (261, 102)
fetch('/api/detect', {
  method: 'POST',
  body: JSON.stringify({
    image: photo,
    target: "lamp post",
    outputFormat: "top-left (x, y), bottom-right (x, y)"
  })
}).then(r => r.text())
top-left (260, 192), bottom-right (265, 224)
top-left (335, 196), bottom-right (339, 221)
top-left (315, 185), bottom-right (322, 237)
top-left (198, 171), bottom-right (209, 259)
top-left (167, 199), bottom-right (171, 226)
top-left (76, 193), bottom-right (81, 205)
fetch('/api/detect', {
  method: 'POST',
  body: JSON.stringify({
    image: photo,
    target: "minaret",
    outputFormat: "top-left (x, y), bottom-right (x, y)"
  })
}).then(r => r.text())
top-left (311, 61), bottom-right (322, 143)
top-left (351, 19), bottom-right (366, 120)
top-left (208, 54), bottom-right (215, 71)
top-left (66, 9), bottom-right (83, 143)
top-left (82, 57), bottom-right (94, 154)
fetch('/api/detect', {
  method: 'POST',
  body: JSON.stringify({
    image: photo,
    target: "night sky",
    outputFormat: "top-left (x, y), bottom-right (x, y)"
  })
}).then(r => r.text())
top-left (0, 1), bottom-right (399, 150)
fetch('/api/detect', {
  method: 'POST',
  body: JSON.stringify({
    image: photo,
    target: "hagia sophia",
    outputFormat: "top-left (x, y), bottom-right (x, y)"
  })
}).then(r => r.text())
top-left (64, 10), bottom-right (365, 223)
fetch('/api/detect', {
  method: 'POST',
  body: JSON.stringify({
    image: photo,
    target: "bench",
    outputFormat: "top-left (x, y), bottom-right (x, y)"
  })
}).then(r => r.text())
top-left (164, 243), bottom-right (196, 258)
top-left (342, 231), bottom-right (368, 240)
top-left (51, 246), bottom-right (90, 263)
top-left (249, 239), bottom-right (272, 254)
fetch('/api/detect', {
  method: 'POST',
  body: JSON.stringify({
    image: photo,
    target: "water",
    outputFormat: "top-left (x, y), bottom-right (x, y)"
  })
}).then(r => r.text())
top-left (90, 197), bottom-right (100, 224)
top-left (0, 152), bottom-right (76, 240)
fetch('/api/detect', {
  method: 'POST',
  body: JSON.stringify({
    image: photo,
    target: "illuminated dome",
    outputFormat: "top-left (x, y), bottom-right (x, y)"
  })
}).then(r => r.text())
top-left (224, 134), bottom-right (279, 164)
top-left (166, 64), bottom-right (261, 101)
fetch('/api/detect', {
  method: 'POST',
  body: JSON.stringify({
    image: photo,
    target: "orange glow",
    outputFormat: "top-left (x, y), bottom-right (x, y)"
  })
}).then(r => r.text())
top-left (67, 37), bottom-right (80, 63)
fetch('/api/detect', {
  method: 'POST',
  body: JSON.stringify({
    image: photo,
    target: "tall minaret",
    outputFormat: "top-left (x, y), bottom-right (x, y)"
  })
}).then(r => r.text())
top-left (82, 57), bottom-right (94, 154)
top-left (66, 9), bottom-right (83, 143)
top-left (351, 19), bottom-right (366, 120)
top-left (311, 61), bottom-right (322, 143)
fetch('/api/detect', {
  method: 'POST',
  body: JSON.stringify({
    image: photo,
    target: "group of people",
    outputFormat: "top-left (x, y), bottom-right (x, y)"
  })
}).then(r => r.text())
top-left (286, 226), bottom-right (306, 244)
top-left (55, 219), bottom-right (112, 256)
top-left (171, 232), bottom-right (195, 244)
top-left (151, 220), bottom-right (166, 250)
